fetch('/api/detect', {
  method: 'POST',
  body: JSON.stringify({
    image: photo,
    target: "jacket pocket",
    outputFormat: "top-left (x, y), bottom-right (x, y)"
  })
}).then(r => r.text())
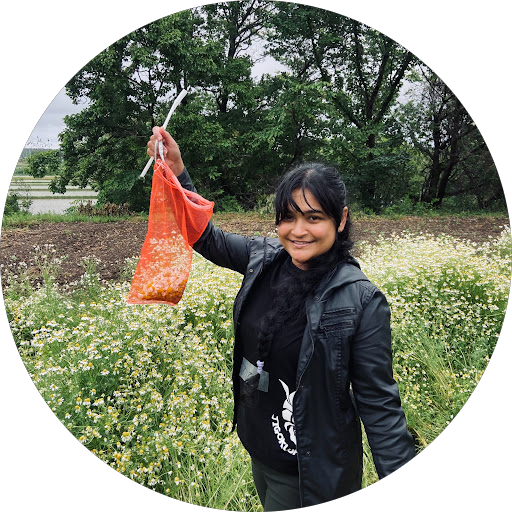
top-left (320, 308), bottom-right (356, 332)
top-left (319, 309), bottom-right (357, 422)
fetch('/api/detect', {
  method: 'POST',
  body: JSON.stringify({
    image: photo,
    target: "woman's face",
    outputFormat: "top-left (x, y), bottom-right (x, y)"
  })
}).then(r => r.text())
top-left (277, 188), bottom-right (348, 270)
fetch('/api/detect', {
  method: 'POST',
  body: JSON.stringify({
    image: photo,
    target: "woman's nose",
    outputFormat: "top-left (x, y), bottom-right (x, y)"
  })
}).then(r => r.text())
top-left (291, 218), bottom-right (308, 237)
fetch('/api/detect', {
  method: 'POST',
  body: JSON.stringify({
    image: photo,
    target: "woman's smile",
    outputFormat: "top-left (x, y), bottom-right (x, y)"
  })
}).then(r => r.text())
top-left (289, 240), bottom-right (314, 247)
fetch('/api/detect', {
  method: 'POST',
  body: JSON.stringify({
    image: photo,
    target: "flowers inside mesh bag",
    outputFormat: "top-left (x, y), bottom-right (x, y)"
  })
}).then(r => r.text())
top-left (127, 157), bottom-right (214, 305)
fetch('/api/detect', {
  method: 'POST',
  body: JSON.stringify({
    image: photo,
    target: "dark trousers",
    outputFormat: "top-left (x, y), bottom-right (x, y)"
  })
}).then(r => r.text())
top-left (251, 458), bottom-right (302, 511)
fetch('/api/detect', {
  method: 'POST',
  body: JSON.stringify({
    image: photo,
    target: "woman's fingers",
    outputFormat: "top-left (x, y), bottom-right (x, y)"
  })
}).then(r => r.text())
top-left (152, 126), bottom-right (163, 140)
top-left (147, 127), bottom-right (163, 157)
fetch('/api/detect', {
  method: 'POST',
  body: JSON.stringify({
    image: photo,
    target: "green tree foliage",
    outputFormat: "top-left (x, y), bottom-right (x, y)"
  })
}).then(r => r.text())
top-left (26, 149), bottom-right (62, 178)
top-left (264, 2), bottom-right (417, 211)
top-left (398, 68), bottom-right (505, 210)
top-left (58, 10), bottom-right (214, 210)
top-left (52, 1), bottom-right (502, 214)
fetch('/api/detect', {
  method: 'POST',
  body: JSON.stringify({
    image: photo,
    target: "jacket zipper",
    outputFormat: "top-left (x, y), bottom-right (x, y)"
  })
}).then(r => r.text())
top-left (295, 306), bottom-right (316, 507)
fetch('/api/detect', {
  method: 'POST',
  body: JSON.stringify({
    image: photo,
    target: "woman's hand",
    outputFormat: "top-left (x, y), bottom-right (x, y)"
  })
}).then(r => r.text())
top-left (147, 127), bottom-right (185, 176)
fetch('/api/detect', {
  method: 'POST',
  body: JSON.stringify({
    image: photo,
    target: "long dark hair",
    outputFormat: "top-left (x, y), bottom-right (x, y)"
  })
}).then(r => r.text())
top-left (257, 162), bottom-right (354, 365)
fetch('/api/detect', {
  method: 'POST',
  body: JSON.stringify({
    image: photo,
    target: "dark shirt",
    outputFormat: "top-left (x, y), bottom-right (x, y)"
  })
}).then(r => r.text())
top-left (236, 256), bottom-right (307, 474)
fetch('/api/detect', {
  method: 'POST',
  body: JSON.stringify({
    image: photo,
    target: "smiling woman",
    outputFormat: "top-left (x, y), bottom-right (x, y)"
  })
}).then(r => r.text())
top-left (146, 129), bottom-right (415, 510)
top-left (274, 163), bottom-right (349, 270)
top-left (278, 195), bottom-right (339, 269)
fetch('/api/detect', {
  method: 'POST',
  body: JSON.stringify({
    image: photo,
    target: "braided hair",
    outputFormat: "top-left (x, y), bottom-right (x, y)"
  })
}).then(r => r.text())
top-left (256, 162), bottom-right (353, 368)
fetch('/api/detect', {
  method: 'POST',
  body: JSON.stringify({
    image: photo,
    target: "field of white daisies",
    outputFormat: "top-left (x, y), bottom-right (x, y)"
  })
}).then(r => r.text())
top-left (3, 225), bottom-right (511, 510)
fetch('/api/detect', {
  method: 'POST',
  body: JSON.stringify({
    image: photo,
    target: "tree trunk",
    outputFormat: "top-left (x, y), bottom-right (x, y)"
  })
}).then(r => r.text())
top-left (421, 112), bottom-right (442, 204)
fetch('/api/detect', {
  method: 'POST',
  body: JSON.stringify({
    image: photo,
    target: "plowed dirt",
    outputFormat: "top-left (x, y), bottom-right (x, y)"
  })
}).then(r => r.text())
top-left (0, 214), bottom-right (509, 288)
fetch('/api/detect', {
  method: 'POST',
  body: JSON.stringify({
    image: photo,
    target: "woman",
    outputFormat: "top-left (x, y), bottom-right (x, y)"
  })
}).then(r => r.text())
top-left (147, 127), bottom-right (416, 510)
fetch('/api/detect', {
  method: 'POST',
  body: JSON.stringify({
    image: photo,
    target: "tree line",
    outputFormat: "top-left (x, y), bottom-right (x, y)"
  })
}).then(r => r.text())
top-left (26, 1), bottom-right (505, 214)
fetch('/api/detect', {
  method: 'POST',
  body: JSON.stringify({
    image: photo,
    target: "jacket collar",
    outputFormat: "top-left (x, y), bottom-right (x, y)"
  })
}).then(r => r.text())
top-left (251, 238), bottom-right (368, 301)
top-left (314, 257), bottom-right (368, 302)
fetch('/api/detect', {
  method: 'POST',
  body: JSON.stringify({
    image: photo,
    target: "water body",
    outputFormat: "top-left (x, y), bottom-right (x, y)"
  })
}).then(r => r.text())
top-left (29, 198), bottom-right (98, 214)
top-left (9, 176), bottom-right (98, 214)
top-left (19, 190), bottom-right (98, 197)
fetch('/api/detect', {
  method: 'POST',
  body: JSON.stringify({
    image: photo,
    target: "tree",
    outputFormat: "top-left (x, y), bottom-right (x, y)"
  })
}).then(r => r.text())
top-left (201, 1), bottom-right (270, 113)
top-left (49, 2), bottom-right (502, 214)
top-left (57, 10), bottom-right (213, 210)
top-left (56, 3), bottom-right (276, 211)
top-left (265, 2), bottom-right (417, 210)
top-left (398, 68), bottom-right (503, 209)
top-left (455, 130), bottom-right (504, 210)
top-left (26, 149), bottom-right (62, 178)
top-left (252, 74), bottom-right (333, 171)
top-left (173, 1), bottom-right (274, 209)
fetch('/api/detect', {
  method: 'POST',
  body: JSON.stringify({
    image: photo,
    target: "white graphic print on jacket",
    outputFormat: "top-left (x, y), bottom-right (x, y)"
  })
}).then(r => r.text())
top-left (271, 379), bottom-right (297, 456)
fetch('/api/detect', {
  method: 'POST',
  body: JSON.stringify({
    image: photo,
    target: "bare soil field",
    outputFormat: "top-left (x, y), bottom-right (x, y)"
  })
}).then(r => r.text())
top-left (0, 214), bottom-right (509, 287)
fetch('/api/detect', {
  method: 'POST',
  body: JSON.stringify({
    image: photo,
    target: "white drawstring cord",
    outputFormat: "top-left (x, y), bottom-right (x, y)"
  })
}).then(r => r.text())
top-left (140, 89), bottom-right (188, 178)
top-left (156, 139), bottom-right (165, 163)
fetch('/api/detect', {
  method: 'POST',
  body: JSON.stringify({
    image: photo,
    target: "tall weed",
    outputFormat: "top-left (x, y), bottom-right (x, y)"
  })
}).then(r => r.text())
top-left (359, 226), bottom-right (511, 445)
top-left (3, 227), bottom-right (511, 509)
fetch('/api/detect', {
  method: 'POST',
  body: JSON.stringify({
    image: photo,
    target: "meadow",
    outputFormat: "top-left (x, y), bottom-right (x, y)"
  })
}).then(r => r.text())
top-left (2, 225), bottom-right (511, 510)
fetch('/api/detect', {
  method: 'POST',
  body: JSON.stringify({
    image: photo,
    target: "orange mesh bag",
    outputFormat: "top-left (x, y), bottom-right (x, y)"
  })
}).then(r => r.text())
top-left (127, 156), bottom-right (214, 305)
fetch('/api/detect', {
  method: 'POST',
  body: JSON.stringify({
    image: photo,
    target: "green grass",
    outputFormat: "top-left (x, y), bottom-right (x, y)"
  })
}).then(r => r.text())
top-left (2, 226), bottom-right (511, 510)
top-left (2, 211), bottom-right (148, 228)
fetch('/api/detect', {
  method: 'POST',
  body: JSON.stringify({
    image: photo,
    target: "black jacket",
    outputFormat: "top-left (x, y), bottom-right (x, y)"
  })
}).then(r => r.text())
top-left (179, 169), bottom-right (416, 506)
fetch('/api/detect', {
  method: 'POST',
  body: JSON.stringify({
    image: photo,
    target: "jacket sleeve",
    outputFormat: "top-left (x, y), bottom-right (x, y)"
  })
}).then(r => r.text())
top-left (349, 283), bottom-right (415, 478)
top-left (177, 168), bottom-right (251, 274)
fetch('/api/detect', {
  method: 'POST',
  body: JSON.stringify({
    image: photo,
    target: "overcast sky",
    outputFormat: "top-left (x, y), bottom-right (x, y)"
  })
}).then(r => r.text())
top-left (26, 88), bottom-right (85, 148)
